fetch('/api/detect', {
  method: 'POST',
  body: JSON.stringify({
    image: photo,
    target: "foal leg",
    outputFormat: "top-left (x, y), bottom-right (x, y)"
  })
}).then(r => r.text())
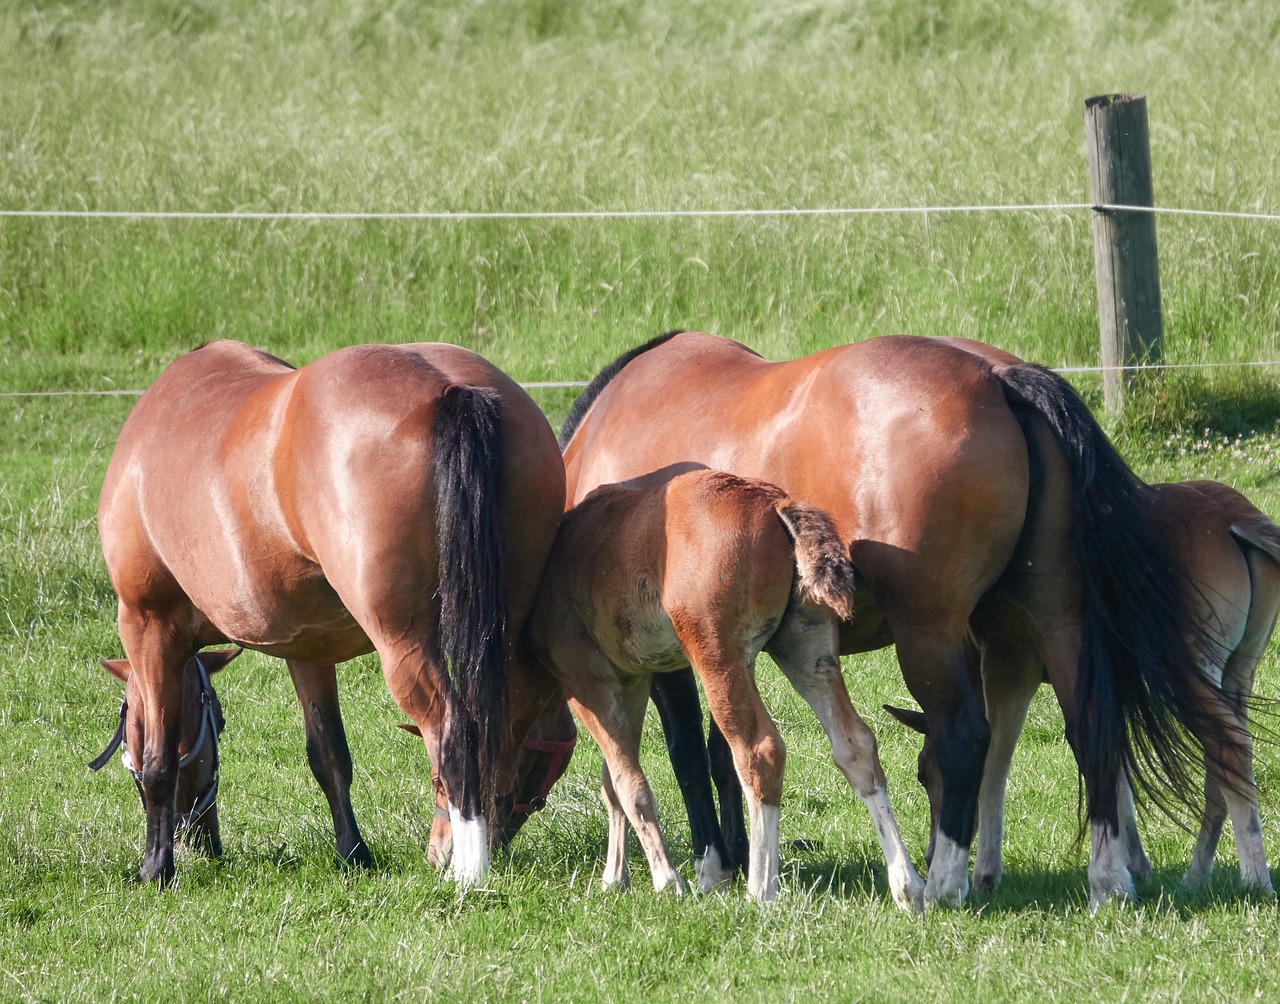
top-left (600, 762), bottom-right (632, 890)
top-left (696, 664), bottom-right (786, 901)
top-left (286, 661), bottom-right (372, 868)
top-left (769, 612), bottom-right (926, 912)
top-left (650, 669), bottom-right (735, 890)
top-left (568, 678), bottom-right (685, 893)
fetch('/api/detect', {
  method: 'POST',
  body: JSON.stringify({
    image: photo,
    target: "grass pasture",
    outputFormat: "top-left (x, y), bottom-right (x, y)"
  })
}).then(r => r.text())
top-left (4, 1), bottom-right (1280, 1000)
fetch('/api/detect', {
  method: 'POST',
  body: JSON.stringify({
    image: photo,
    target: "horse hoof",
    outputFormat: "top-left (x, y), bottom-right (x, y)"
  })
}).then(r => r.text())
top-left (139, 862), bottom-right (176, 888)
top-left (694, 848), bottom-right (734, 893)
top-left (972, 868), bottom-right (1002, 893)
top-left (1088, 880), bottom-right (1134, 913)
top-left (653, 872), bottom-right (686, 895)
top-left (338, 841), bottom-right (374, 869)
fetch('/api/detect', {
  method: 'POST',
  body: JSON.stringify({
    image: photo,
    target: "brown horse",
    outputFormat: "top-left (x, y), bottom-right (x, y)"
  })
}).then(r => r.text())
top-left (516, 467), bottom-right (923, 905)
top-left (559, 330), bottom-right (1245, 907)
top-left (91, 649), bottom-right (241, 857)
top-left (888, 479), bottom-right (1279, 895)
top-left (97, 340), bottom-right (565, 886)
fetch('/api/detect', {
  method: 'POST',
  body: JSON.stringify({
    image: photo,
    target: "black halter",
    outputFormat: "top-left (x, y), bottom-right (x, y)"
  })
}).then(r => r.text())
top-left (89, 654), bottom-right (221, 829)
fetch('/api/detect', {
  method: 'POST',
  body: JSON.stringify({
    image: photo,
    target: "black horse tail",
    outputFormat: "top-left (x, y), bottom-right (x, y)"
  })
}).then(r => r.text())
top-left (997, 363), bottom-right (1243, 829)
top-left (433, 384), bottom-right (509, 817)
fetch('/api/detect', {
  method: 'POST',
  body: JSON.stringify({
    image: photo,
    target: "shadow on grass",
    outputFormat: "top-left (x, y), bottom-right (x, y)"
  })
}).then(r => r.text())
top-left (773, 842), bottom-right (1277, 915)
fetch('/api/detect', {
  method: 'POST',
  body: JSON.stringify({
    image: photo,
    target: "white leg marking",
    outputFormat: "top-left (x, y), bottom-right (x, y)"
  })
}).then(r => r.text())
top-left (1088, 822), bottom-right (1134, 910)
top-left (448, 805), bottom-right (490, 889)
top-left (745, 796), bottom-right (781, 902)
top-left (924, 834), bottom-right (970, 908)
top-left (860, 787), bottom-right (925, 912)
top-left (695, 845), bottom-right (733, 894)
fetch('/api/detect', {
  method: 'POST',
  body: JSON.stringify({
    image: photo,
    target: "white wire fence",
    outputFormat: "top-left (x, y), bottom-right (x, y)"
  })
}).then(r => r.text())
top-left (2, 198), bottom-right (1278, 396)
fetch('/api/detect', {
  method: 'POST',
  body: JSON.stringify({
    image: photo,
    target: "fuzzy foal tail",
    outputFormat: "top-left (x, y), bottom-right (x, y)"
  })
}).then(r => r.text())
top-left (774, 499), bottom-right (856, 622)
top-left (997, 363), bottom-right (1247, 828)
top-left (433, 384), bottom-right (509, 818)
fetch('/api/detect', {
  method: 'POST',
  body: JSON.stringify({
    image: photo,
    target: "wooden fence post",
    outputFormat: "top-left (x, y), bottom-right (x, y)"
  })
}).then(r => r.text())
top-left (1084, 93), bottom-right (1164, 417)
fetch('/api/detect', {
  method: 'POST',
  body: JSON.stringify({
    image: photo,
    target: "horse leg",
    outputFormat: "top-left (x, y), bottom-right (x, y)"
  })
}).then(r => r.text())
top-left (968, 602), bottom-right (1045, 892)
top-left (887, 625), bottom-right (987, 909)
top-left (1116, 772), bottom-right (1152, 882)
top-left (707, 715), bottom-right (749, 876)
top-left (1189, 668), bottom-right (1270, 891)
top-left (117, 611), bottom-right (190, 885)
top-left (1201, 542), bottom-right (1277, 893)
top-left (600, 761), bottom-right (632, 890)
top-left (649, 669), bottom-right (735, 890)
top-left (286, 660), bottom-right (372, 868)
top-left (695, 664), bottom-right (785, 901)
top-left (567, 678), bottom-right (685, 893)
top-left (181, 802), bottom-right (222, 858)
top-left (1184, 773), bottom-right (1228, 887)
top-left (769, 610), bottom-right (926, 912)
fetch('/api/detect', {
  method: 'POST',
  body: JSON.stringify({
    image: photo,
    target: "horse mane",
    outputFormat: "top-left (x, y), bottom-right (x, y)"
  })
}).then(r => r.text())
top-left (558, 330), bottom-right (686, 450)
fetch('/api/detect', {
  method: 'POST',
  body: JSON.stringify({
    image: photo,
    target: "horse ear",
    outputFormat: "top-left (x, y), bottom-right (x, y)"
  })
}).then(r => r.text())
top-left (99, 657), bottom-right (131, 683)
top-left (200, 648), bottom-right (243, 674)
top-left (397, 722), bottom-right (423, 738)
top-left (883, 704), bottom-right (929, 735)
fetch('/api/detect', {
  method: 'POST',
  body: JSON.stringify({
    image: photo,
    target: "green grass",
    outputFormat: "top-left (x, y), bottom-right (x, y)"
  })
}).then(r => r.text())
top-left (4, 0), bottom-right (1280, 1000)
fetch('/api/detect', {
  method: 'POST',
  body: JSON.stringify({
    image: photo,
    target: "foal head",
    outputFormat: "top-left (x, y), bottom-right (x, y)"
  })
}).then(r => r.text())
top-left (91, 649), bottom-right (241, 856)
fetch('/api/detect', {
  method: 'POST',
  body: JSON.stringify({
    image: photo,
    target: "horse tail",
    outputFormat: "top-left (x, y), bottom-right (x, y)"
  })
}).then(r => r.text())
top-left (996, 363), bottom-right (1246, 826)
top-left (774, 498), bottom-right (856, 622)
top-left (433, 384), bottom-right (509, 814)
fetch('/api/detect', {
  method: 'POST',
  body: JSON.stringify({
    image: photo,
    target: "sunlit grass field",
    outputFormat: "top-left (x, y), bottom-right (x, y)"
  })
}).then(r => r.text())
top-left (3, 1), bottom-right (1280, 1000)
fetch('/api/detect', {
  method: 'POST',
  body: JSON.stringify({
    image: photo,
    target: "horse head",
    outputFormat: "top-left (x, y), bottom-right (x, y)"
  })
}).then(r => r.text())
top-left (399, 695), bottom-right (576, 870)
top-left (883, 703), bottom-right (942, 868)
top-left (91, 648), bottom-right (241, 856)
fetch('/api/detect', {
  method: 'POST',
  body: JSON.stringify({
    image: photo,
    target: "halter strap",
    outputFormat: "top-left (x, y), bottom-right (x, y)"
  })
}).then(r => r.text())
top-left (510, 734), bottom-right (577, 816)
top-left (88, 700), bottom-right (129, 772)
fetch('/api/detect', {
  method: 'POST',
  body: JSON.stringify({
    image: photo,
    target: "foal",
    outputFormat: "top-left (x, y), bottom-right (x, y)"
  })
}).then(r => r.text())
top-left (888, 479), bottom-right (1279, 894)
top-left (521, 468), bottom-right (924, 906)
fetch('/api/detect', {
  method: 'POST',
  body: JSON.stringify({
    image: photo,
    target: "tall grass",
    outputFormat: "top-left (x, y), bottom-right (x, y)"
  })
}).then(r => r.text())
top-left (4, 0), bottom-right (1280, 1000)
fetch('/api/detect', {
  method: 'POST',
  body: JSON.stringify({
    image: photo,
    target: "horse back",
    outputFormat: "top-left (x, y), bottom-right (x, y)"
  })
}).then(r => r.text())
top-left (562, 333), bottom-right (1030, 645)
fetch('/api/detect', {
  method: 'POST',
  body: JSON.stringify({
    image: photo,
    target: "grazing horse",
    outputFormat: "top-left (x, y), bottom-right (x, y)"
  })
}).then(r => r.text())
top-left (91, 649), bottom-right (241, 857)
top-left (97, 340), bottom-right (565, 886)
top-left (558, 330), bottom-right (1246, 907)
top-left (516, 467), bottom-right (923, 905)
top-left (888, 479), bottom-right (1279, 895)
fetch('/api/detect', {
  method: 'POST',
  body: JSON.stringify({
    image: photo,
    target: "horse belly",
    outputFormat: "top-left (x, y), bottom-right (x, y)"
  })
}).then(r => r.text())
top-left (190, 563), bottom-right (371, 664)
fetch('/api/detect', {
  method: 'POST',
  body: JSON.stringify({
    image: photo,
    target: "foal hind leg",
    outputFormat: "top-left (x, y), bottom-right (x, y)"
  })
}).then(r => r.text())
top-left (650, 669), bottom-right (735, 890)
top-left (568, 676), bottom-right (685, 893)
top-left (769, 610), bottom-right (925, 912)
top-left (600, 763), bottom-right (633, 889)
top-left (286, 661), bottom-right (372, 868)
top-left (694, 663), bottom-right (786, 901)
